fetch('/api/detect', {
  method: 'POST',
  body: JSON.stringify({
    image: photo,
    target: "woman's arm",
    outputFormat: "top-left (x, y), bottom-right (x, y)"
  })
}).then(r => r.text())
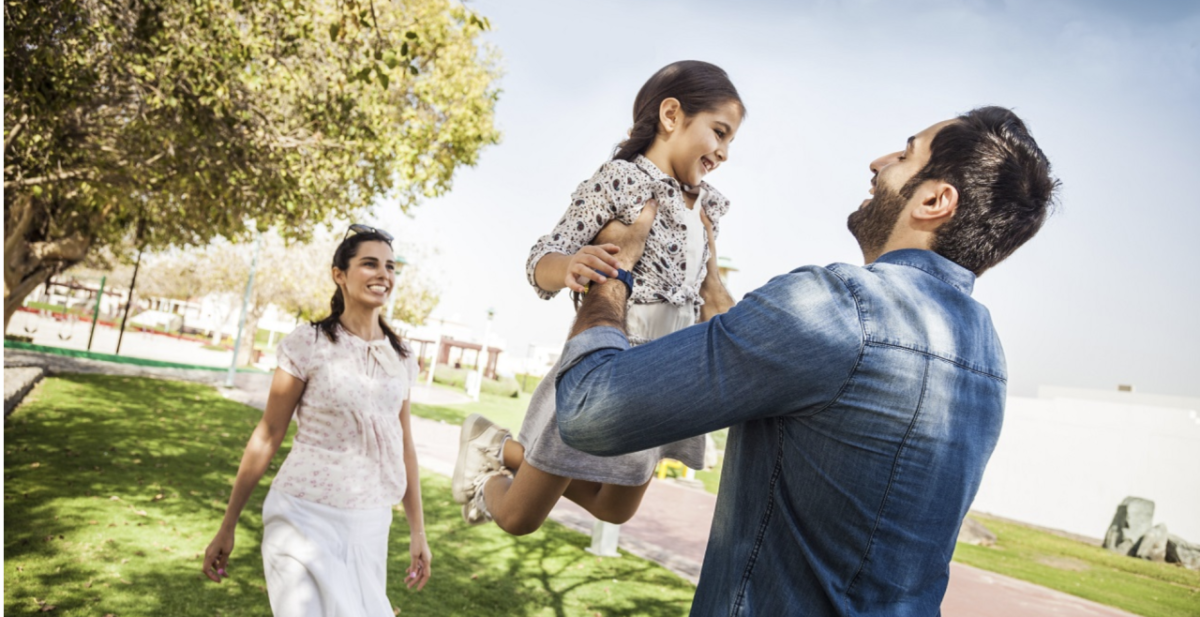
top-left (202, 368), bottom-right (304, 582)
top-left (399, 396), bottom-right (431, 591)
top-left (698, 210), bottom-right (735, 322)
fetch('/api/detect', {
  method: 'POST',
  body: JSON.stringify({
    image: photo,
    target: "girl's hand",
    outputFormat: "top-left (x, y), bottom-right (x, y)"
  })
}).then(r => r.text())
top-left (202, 528), bottom-right (235, 583)
top-left (405, 534), bottom-right (432, 591)
top-left (565, 245), bottom-right (621, 294)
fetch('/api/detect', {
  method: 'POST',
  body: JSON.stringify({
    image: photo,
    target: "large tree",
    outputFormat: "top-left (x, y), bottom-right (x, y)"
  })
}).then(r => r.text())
top-left (4, 0), bottom-right (500, 329)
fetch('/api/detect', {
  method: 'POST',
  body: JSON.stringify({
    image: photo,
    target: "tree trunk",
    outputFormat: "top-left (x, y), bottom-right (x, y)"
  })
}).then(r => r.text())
top-left (4, 194), bottom-right (92, 331)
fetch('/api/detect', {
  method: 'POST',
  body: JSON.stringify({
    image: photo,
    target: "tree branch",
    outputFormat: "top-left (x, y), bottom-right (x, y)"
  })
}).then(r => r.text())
top-left (4, 168), bottom-right (93, 188)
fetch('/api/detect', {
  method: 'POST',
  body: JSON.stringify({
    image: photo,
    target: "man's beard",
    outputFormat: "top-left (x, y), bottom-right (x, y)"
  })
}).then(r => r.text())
top-left (847, 183), bottom-right (907, 258)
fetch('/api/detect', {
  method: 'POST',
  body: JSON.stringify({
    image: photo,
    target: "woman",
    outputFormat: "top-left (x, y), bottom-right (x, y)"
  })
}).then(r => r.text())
top-left (202, 225), bottom-right (430, 615)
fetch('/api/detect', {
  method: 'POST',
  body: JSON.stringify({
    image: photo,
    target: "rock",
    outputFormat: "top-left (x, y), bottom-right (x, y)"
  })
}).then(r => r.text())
top-left (958, 516), bottom-right (997, 547)
top-left (1103, 497), bottom-right (1155, 555)
top-left (1134, 523), bottom-right (1170, 562)
top-left (1166, 534), bottom-right (1200, 570)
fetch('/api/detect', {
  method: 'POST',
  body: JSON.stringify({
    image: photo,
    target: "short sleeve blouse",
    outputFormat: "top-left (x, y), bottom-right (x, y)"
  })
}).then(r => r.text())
top-left (271, 324), bottom-right (418, 509)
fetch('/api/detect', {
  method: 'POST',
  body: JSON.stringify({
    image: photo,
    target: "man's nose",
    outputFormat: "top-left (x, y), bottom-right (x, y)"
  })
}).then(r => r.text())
top-left (869, 151), bottom-right (901, 174)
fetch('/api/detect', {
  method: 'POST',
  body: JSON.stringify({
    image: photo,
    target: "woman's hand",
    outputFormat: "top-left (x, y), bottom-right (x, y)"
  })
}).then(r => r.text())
top-left (564, 245), bottom-right (621, 294)
top-left (405, 533), bottom-right (432, 591)
top-left (202, 528), bottom-right (235, 583)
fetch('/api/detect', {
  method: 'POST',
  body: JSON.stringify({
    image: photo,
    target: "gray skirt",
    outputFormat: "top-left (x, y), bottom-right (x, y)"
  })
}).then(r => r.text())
top-left (518, 357), bottom-right (706, 486)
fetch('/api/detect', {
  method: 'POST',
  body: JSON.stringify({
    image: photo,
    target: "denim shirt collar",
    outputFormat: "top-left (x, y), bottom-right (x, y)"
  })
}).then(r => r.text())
top-left (873, 249), bottom-right (976, 295)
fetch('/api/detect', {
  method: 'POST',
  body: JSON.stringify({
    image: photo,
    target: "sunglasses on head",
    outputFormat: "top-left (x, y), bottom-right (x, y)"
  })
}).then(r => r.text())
top-left (343, 223), bottom-right (394, 244)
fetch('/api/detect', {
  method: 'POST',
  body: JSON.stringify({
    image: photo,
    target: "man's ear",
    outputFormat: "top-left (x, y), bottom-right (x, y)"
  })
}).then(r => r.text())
top-left (659, 98), bottom-right (682, 134)
top-left (912, 180), bottom-right (958, 227)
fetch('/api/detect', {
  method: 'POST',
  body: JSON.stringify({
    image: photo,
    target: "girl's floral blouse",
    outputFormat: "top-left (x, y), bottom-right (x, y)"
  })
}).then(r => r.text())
top-left (526, 155), bottom-right (731, 308)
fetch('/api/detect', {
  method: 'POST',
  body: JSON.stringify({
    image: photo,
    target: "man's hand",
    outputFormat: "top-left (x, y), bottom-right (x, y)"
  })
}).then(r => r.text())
top-left (594, 199), bottom-right (659, 271)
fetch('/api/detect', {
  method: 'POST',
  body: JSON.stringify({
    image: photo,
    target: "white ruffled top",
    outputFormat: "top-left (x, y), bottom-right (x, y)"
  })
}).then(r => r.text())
top-left (271, 323), bottom-right (418, 509)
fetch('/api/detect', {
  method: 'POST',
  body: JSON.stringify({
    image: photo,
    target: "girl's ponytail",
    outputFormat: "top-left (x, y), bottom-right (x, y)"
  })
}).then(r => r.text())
top-left (613, 114), bottom-right (661, 162)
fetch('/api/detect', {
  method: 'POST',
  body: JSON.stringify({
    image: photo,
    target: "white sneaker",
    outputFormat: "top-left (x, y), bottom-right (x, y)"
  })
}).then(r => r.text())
top-left (462, 468), bottom-right (508, 526)
top-left (451, 414), bottom-right (508, 504)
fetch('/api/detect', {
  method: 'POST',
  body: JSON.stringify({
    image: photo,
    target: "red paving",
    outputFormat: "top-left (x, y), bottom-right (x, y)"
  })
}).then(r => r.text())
top-left (227, 380), bottom-right (1139, 617)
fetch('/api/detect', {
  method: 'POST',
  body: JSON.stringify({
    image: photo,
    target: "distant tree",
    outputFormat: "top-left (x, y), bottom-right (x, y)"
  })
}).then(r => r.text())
top-left (136, 229), bottom-right (440, 365)
top-left (4, 0), bottom-right (500, 329)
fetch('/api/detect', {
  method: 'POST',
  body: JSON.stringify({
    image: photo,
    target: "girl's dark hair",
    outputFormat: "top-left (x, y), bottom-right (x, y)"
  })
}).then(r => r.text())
top-left (312, 231), bottom-right (409, 358)
top-left (613, 60), bottom-right (745, 162)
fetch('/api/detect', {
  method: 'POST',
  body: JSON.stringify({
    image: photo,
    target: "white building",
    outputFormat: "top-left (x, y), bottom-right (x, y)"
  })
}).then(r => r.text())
top-left (971, 386), bottom-right (1200, 541)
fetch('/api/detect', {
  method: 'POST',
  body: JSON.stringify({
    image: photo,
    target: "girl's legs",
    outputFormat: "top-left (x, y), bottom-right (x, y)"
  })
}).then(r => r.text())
top-left (482, 439), bottom-right (652, 535)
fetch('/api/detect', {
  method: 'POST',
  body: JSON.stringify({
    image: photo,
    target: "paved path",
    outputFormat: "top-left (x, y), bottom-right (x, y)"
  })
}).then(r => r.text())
top-left (5, 349), bottom-right (1139, 617)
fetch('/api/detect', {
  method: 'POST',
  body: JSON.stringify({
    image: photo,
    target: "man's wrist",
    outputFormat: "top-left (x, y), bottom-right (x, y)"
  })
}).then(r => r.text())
top-left (588, 268), bottom-right (633, 296)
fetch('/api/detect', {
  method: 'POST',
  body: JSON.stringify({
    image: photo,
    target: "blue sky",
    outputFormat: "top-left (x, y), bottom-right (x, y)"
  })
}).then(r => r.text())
top-left (375, 0), bottom-right (1200, 397)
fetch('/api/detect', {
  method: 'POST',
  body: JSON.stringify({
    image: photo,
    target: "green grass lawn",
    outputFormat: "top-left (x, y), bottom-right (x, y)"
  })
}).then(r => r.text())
top-left (410, 385), bottom-right (533, 431)
top-left (3, 374), bottom-right (695, 616)
top-left (953, 513), bottom-right (1200, 617)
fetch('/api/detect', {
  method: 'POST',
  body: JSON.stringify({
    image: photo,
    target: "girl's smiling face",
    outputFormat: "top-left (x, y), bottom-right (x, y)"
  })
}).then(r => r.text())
top-left (654, 99), bottom-right (743, 189)
top-left (332, 240), bottom-right (395, 310)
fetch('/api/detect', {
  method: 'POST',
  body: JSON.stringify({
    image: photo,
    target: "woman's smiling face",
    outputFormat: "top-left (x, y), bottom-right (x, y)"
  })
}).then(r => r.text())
top-left (333, 240), bottom-right (395, 309)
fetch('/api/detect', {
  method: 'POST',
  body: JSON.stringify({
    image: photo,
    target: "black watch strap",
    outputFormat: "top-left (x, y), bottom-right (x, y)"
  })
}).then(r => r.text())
top-left (587, 268), bottom-right (634, 295)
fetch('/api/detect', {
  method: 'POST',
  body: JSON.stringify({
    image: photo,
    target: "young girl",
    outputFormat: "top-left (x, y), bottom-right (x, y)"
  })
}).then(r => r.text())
top-left (452, 60), bottom-right (744, 534)
top-left (202, 226), bottom-right (431, 615)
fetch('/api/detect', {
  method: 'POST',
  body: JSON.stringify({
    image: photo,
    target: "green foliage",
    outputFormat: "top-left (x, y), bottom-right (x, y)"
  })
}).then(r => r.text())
top-left (4, 375), bottom-right (693, 615)
top-left (953, 514), bottom-right (1200, 617)
top-left (4, 0), bottom-right (501, 325)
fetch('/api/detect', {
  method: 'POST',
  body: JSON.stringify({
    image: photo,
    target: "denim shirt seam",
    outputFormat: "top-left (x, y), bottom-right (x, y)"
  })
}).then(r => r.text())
top-left (729, 418), bottom-right (787, 616)
top-left (799, 265), bottom-right (869, 419)
top-left (843, 354), bottom-right (933, 610)
top-left (866, 340), bottom-right (1007, 383)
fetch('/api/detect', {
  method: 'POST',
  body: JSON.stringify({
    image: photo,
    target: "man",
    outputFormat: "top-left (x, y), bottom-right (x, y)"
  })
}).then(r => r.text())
top-left (555, 106), bottom-right (1059, 616)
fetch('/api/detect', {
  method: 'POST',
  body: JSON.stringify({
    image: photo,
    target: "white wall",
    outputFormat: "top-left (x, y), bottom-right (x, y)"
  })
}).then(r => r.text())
top-left (971, 388), bottom-right (1200, 541)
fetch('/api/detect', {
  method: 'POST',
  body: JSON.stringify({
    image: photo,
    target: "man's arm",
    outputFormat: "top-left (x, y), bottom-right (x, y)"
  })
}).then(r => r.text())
top-left (567, 200), bottom-right (658, 338)
top-left (698, 210), bottom-right (735, 322)
top-left (557, 264), bottom-right (863, 457)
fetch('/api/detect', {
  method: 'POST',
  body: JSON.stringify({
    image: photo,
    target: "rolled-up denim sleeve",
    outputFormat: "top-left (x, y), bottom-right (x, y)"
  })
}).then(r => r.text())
top-left (555, 265), bottom-right (863, 456)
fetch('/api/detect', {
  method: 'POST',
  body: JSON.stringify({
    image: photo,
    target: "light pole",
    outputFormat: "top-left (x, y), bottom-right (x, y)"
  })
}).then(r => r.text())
top-left (471, 307), bottom-right (495, 402)
top-left (225, 232), bottom-right (263, 388)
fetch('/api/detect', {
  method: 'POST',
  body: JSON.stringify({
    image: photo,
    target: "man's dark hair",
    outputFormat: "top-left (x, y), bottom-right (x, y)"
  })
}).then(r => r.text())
top-left (902, 106), bottom-right (1060, 276)
top-left (613, 60), bottom-right (745, 162)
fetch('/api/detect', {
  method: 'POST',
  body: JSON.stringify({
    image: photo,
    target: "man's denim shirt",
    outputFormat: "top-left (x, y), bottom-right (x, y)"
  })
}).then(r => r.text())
top-left (556, 249), bottom-right (1006, 617)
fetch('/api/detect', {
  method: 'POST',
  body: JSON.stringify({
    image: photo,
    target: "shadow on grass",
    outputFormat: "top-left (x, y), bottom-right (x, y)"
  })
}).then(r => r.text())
top-left (4, 374), bottom-right (693, 616)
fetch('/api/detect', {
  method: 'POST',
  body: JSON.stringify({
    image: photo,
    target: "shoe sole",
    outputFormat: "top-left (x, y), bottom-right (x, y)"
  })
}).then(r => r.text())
top-left (452, 413), bottom-right (491, 504)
